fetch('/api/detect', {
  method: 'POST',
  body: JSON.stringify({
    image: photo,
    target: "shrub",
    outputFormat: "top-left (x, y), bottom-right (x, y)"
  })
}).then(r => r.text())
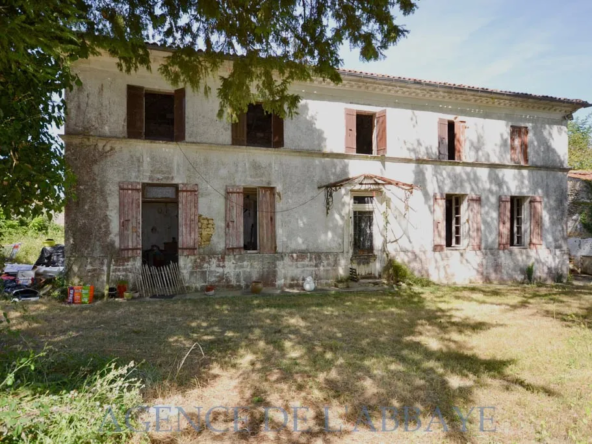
top-left (526, 262), bottom-right (535, 284)
top-left (0, 349), bottom-right (143, 443)
top-left (383, 258), bottom-right (432, 287)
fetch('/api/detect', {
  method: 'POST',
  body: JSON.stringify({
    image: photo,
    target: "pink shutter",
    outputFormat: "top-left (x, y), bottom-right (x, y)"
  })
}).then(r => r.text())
top-left (510, 126), bottom-right (521, 164)
top-left (345, 108), bottom-right (356, 153)
top-left (258, 187), bottom-right (276, 253)
top-left (376, 110), bottom-right (387, 156)
top-left (468, 195), bottom-right (482, 250)
top-left (119, 182), bottom-right (142, 257)
top-left (521, 127), bottom-right (529, 165)
top-left (455, 121), bottom-right (466, 161)
top-left (433, 193), bottom-right (446, 252)
top-left (529, 196), bottom-right (543, 249)
top-left (498, 196), bottom-right (511, 250)
top-left (226, 186), bottom-right (244, 254)
top-left (438, 119), bottom-right (448, 160)
top-left (178, 184), bottom-right (198, 256)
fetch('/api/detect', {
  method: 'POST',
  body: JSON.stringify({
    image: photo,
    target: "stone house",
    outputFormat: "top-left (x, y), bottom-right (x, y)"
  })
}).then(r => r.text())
top-left (63, 47), bottom-right (590, 290)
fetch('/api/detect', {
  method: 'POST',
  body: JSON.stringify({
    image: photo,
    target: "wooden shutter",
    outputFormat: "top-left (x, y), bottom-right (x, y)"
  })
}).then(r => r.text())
top-left (258, 187), bottom-right (276, 254)
top-left (529, 196), bottom-right (543, 249)
top-left (455, 121), bottom-right (466, 161)
top-left (498, 196), bottom-right (511, 250)
top-left (510, 126), bottom-right (521, 164)
top-left (433, 193), bottom-right (446, 252)
top-left (127, 85), bottom-right (145, 139)
top-left (178, 184), bottom-right (198, 256)
top-left (521, 127), bottom-right (529, 165)
top-left (375, 110), bottom-right (387, 156)
top-left (174, 88), bottom-right (186, 142)
top-left (225, 186), bottom-right (244, 254)
top-left (438, 118), bottom-right (448, 160)
top-left (231, 113), bottom-right (247, 146)
top-left (468, 195), bottom-right (482, 251)
top-left (119, 182), bottom-right (142, 257)
top-left (272, 114), bottom-right (284, 148)
top-left (345, 108), bottom-right (357, 154)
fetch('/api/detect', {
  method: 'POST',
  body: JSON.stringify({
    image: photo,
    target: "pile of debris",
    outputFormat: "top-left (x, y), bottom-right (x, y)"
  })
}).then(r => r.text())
top-left (1, 242), bottom-right (65, 301)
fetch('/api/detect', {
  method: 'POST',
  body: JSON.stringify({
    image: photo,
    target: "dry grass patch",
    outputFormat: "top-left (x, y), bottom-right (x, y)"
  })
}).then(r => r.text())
top-left (4, 284), bottom-right (592, 443)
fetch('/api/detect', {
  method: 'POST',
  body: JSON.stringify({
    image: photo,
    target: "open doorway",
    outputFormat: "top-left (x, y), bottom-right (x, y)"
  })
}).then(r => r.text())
top-left (243, 188), bottom-right (258, 251)
top-left (142, 184), bottom-right (178, 266)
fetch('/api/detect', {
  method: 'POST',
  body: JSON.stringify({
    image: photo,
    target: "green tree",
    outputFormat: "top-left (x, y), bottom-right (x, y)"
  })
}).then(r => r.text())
top-left (0, 0), bottom-right (418, 219)
top-left (568, 113), bottom-right (592, 170)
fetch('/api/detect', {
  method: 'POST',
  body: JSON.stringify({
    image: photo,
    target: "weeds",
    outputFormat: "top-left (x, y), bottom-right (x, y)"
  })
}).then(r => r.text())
top-left (383, 258), bottom-right (433, 287)
top-left (526, 262), bottom-right (535, 284)
top-left (0, 348), bottom-right (143, 443)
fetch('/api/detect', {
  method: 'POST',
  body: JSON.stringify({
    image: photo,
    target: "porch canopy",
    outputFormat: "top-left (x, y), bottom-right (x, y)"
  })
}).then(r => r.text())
top-left (318, 173), bottom-right (419, 214)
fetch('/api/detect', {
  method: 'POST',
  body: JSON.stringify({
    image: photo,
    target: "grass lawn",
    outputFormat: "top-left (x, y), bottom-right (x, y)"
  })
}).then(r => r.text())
top-left (5, 284), bottom-right (592, 443)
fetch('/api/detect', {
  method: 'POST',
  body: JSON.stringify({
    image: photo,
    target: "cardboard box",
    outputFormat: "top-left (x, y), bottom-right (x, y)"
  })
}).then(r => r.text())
top-left (68, 286), bottom-right (82, 304)
top-left (81, 285), bottom-right (94, 304)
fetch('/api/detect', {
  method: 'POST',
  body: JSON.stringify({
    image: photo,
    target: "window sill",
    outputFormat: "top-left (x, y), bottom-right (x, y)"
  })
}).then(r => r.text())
top-left (509, 245), bottom-right (527, 249)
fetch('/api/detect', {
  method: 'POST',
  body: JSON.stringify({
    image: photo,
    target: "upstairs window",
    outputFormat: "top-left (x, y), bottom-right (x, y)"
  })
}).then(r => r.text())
top-left (145, 93), bottom-right (174, 141)
top-left (345, 109), bottom-right (387, 155)
top-left (127, 85), bottom-right (185, 142)
top-left (232, 104), bottom-right (284, 148)
top-left (438, 118), bottom-right (466, 161)
top-left (510, 126), bottom-right (528, 165)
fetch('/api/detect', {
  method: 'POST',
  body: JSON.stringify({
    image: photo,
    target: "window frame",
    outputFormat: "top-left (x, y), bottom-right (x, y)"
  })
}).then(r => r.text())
top-left (510, 196), bottom-right (530, 248)
top-left (351, 192), bottom-right (379, 255)
top-left (354, 111), bottom-right (377, 155)
top-left (445, 194), bottom-right (468, 249)
top-left (144, 90), bottom-right (175, 142)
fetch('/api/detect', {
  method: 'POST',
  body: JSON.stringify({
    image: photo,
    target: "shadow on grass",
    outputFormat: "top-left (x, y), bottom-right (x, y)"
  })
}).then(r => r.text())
top-left (6, 288), bottom-right (562, 443)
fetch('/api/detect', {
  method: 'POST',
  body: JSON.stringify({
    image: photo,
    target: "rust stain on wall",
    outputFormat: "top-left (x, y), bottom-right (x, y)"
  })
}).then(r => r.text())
top-left (198, 214), bottom-right (215, 247)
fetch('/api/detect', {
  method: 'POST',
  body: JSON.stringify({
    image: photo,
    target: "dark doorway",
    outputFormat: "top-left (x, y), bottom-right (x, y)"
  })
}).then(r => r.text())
top-left (142, 185), bottom-right (178, 266)
top-left (243, 188), bottom-right (258, 251)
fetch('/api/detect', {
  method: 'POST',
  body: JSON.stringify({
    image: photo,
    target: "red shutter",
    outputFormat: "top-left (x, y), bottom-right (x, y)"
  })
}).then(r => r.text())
top-left (510, 126), bottom-right (521, 164)
top-left (438, 119), bottom-right (448, 160)
top-left (231, 113), bottom-right (247, 146)
top-left (258, 187), bottom-right (276, 253)
top-left (127, 85), bottom-right (145, 139)
top-left (433, 193), bottom-right (446, 252)
top-left (498, 196), bottom-right (511, 250)
top-left (178, 184), bottom-right (198, 256)
top-left (272, 114), bottom-right (284, 148)
top-left (455, 121), bottom-right (466, 161)
top-left (529, 196), bottom-right (543, 249)
top-left (225, 186), bottom-right (244, 254)
top-left (345, 108), bottom-right (356, 154)
top-left (174, 88), bottom-right (186, 142)
top-left (119, 182), bottom-right (142, 257)
top-left (521, 127), bottom-right (529, 165)
top-left (376, 110), bottom-right (387, 156)
top-left (468, 195), bottom-right (482, 250)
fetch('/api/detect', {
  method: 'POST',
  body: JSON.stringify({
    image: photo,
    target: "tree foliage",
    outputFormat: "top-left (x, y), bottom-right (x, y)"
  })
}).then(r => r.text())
top-left (1, 0), bottom-right (417, 219)
top-left (568, 113), bottom-right (592, 170)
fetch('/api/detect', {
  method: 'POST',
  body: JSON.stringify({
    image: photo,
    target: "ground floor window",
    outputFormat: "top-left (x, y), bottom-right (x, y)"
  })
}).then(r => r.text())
top-left (510, 196), bottom-right (525, 247)
top-left (446, 195), bottom-right (464, 248)
top-left (226, 186), bottom-right (276, 254)
top-left (353, 195), bottom-right (374, 254)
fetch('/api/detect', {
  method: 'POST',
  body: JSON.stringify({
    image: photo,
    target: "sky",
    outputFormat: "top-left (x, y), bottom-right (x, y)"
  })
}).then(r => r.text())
top-left (339, 0), bottom-right (592, 117)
